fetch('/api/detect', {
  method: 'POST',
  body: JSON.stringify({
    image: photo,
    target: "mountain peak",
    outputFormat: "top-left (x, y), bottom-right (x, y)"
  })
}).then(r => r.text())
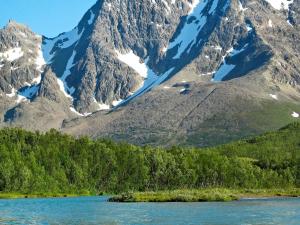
top-left (5, 20), bottom-right (29, 30)
top-left (1, 0), bottom-right (300, 146)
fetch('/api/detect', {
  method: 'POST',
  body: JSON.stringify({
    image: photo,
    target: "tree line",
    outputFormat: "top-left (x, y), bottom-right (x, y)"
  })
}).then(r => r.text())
top-left (0, 123), bottom-right (299, 194)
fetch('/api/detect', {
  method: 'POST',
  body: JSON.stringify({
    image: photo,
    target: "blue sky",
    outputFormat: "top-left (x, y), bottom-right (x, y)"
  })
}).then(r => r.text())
top-left (0, 0), bottom-right (97, 37)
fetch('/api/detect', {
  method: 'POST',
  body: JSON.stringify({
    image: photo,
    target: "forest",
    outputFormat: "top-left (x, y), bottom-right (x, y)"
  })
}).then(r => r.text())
top-left (0, 123), bottom-right (299, 195)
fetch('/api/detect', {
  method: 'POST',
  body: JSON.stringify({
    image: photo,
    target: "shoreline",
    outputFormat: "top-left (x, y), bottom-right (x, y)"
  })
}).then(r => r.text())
top-left (0, 193), bottom-right (97, 200)
top-left (108, 188), bottom-right (300, 203)
top-left (1, 189), bottom-right (299, 202)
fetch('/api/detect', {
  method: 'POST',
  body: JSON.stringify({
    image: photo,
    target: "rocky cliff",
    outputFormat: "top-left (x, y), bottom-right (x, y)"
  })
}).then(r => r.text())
top-left (1, 0), bottom-right (300, 146)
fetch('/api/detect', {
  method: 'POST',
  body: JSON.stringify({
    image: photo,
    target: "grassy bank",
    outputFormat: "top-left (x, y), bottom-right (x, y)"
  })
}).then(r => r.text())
top-left (109, 188), bottom-right (300, 202)
top-left (0, 191), bottom-right (97, 199)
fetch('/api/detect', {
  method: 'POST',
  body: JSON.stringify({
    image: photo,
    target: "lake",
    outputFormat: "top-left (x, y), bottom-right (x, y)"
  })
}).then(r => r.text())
top-left (0, 197), bottom-right (299, 225)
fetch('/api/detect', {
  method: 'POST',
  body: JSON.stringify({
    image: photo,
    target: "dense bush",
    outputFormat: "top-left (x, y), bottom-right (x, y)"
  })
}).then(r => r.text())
top-left (0, 123), bottom-right (299, 194)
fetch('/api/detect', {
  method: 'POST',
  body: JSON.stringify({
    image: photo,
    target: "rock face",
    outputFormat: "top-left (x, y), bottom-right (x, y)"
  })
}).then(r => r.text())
top-left (1, 0), bottom-right (300, 146)
top-left (43, 0), bottom-right (190, 113)
top-left (38, 67), bottom-right (68, 103)
top-left (0, 21), bottom-right (45, 96)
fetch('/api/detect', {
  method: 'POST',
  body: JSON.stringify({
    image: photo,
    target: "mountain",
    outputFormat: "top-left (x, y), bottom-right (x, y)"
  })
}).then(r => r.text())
top-left (0, 0), bottom-right (300, 146)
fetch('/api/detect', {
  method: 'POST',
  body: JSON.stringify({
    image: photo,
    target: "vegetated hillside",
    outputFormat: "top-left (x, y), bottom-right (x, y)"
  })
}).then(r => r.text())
top-left (0, 123), bottom-right (299, 195)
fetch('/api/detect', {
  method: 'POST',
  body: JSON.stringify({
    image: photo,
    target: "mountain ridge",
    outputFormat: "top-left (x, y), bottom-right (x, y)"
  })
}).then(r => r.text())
top-left (0, 0), bottom-right (300, 146)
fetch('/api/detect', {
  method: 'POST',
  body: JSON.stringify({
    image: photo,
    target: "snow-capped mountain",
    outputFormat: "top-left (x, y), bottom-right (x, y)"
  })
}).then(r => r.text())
top-left (0, 21), bottom-right (45, 102)
top-left (1, 0), bottom-right (300, 146)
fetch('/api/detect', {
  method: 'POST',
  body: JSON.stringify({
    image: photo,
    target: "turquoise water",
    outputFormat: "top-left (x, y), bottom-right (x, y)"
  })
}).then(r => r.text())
top-left (0, 197), bottom-right (299, 225)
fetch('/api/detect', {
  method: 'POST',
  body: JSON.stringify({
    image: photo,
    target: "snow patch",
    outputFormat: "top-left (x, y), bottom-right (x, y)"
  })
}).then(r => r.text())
top-left (6, 87), bottom-right (28, 104)
top-left (32, 76), bottom-right (42, 85)
top-left (70, 107), bottom-right (92, 117)
top-left (292, 112), bottom-right (299, 118)
top-left (200, 71), bottom-right (216, 76)
top-left (93, 98), bottom-right (110, 111)
top-left (120, 67), bottom-right (175, 106)
top-left (112, 99), bottom-right (124, 107)
top-left (213, 46), bottom-right (223, 51)
top-left (10, 66), bottom-right (19, 71)
top-left (70, 107), bottom-right (82, 116)
top-left (0, 47), bottom-right (24, 62)
top-left (167, 0), bottom-right (210, 59)
top-left (186, 0), bottom-right (201, 14)
top-left (57, 51), bottom-right (77, 99)
top-left (239, 1), bottom-right (248, 11)
top-left (180, 88), bottom-right (188, 93)
top-left (43, 26), bottom-right (84, 100)
top-left (113, 45), bottom-right (179, 106)
top-left (57, 79), bottom-right (72, 100)
top-left (287, 19), bottom-right (294, 27)
top-left (16, 95), bottom-right (27, 104)
top-left (88, 10), bottom-right (95, 25)
top-left (115, 50), bottom-right (148, 78)
top-left (97, 104), bottom-right (110, 110)
top-left (19, 32), bottom-right (27, 38)
top-left (115, 48), bottom-right (177, 106)
top-left (212, 64), bottom-right (235, 82)
top-left (6, 88), bottom-right (17, 98)
top-left (18, 85), bottom-right (39, 99)
top-left (209, 0), bottom-right (219, 14)
top-left (269, 94), bottom-right (278, 100)
top-left (264, 0), bottom-right (294, 10)
top-left (268, 19), bottom-right (273, 27)
top-left (42, 27), bottom-right (84, 63)
top-left (35, 46), bottom-right (46, 72)
top-left (213, 44), bottom-right (248, 81)
top-left (16, 41), bottom-right (46, 102)
top-left (246, 23), bottom-right (253, 32)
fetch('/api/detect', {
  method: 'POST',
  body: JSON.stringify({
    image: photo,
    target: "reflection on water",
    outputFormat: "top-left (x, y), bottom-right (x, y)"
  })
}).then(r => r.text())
top-left (0, 197), bottom-right (299, 225)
